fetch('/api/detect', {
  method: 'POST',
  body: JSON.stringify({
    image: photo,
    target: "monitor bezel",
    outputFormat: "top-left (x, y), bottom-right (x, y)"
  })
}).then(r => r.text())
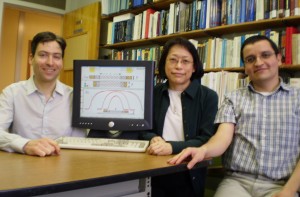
top-left (72, 59), bottom-right (154, 132)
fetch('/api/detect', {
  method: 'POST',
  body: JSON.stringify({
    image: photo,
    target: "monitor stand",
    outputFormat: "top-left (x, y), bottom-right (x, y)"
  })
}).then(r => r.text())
top-left (88, 129), bottom-right (140, 140)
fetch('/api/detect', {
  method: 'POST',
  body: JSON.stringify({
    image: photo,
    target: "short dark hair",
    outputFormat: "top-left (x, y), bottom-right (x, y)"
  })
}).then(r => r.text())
top-left (240, 35), bottom-right (279, 63)
top-left (31, 31), bottom-right (66, 58)
top-left (158, 37), bottom-right (204, 80)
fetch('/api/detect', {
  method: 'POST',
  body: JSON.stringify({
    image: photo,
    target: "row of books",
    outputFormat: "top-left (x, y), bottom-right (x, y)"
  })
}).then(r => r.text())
top-left (101, 0), bottom-right (160, 16)
top-left (111, 46), bottom-right (163, 72)
top-left (106, 1), bottom-right (300, 44)
top-left (198, 26), bottom-right (300, 69)
top-left (109, 26), bottom-right (300, 69)
top-left (202, 71), bottom-right (247, 106)
top-left (202, 72), bottom-right (300, 107)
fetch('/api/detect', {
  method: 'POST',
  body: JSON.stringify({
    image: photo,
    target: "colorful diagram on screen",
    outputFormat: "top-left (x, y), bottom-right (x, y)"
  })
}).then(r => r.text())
top-left (80, 66), bottom-right (145, 119)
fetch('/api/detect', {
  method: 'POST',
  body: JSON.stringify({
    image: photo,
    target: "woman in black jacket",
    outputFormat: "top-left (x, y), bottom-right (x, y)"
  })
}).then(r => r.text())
top-left (140, 37), bottom-right (218, 197)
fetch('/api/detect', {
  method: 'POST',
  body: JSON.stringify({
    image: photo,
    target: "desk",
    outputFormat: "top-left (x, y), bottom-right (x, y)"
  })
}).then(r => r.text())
top-left (0, 149), bottom-right (210, 196)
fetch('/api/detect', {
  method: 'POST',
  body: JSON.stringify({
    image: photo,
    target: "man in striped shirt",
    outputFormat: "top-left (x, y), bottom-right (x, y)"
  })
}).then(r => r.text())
top-left (169, 35), bottom-right (300, 197)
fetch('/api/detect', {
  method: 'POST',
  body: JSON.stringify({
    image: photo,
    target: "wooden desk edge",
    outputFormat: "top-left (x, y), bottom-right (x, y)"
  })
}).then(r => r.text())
top-left (1, 160), bottom-right (211, 196)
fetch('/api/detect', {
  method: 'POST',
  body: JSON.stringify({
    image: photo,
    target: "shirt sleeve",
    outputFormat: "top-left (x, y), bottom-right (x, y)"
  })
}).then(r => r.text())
top-left (0, 86), bottom-right (29, 153)
top-left (214, 94), bottom-right (237, 124)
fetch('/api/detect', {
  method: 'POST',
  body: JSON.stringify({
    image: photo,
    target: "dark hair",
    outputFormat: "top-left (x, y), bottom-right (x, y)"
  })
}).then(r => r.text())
top-left (31, 31), bottom-right (66, 58)
top-left (240, 35), bottom-right (279, 63)
top-left (158, 37), bottom-right (204, 80)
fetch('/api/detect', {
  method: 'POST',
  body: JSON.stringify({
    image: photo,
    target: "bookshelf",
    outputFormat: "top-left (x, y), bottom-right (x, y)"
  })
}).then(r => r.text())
top-left (101, 0), bottom-right (300, 69)
top-left (99, 0), bottom-right (300, 106)
top-left (103, 16), bottom-right (300, 50)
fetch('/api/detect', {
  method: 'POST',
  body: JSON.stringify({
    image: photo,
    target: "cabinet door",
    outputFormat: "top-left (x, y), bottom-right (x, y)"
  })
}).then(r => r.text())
top-left (81, 3), bottom-right (100, 33)
top-left (63, 11), bottom-right (76, 38)
top-left (73, 8), bottom-right (84, 34)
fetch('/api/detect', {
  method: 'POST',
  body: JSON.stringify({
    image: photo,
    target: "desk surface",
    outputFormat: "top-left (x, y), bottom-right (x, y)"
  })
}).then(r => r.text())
top-left (0, 149), bottom-right (210, 196)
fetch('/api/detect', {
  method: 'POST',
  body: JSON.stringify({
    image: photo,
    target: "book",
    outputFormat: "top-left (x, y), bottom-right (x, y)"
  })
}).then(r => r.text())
top-left (240, 0), bottom-right (246, 23)
top-left (227, 0), bottom-right (233, 25)
top-left (289, 78), bottom-right (300, 88)
top-left (175, 1), bottom-right (187, 32)
top-left (113, 13), bottom-right (135, 23)
top-left (291, 0), bottom-right (296, 15)
top-left (200, 0), bottom-right (207, 29)
top-left (191, 0), bottom-right (197, 30)
top-left (101, 0), bottom-right (110, 15)
top-left (246, 0), bottom-right (256, 21)
top-left (279, 30), bottom-right (286, 63)
top-left (142, 8), bottom-right (156, 39)
top-left (285, 0), bottom-right (291, 16)
top-left (106, 21), bottom-right (113, 44)
top-left (221, 0), bottom-right (227, 25)
top-left (269, 0), bottom-right (278, 18)
top-left (295, 0), bottom-right (300, 15)
top-left (167, 3), bottom-right (176, 34)
top-left (264, 0), bottom-right (270, 19)
top-left (285, 26), bottom-right (298, 64)
top-left (278, 0), bottom-right (285, 17)
top-left (292, 33), bottom-right (300, 64)
top-left (255, 0), bottom-right (264, 20)
top-left (196, 0), bottom-right (203, 28)
top-left (188, 38), bottom-right (198, 49)
top-left (270, 30), bottom-right (279, 46)
top-left (152, 11), bottom-right (160, 37)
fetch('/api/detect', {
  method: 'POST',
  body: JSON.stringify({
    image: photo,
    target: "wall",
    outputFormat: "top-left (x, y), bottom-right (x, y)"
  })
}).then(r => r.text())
top-left (0, 0), bottom-right (65, 39)
top-left (65, 0), bottom-right (100, 12)
top-left (0, 1), bottom-right (64, 90)
top-left (0, 0), bottom-right (102, 90)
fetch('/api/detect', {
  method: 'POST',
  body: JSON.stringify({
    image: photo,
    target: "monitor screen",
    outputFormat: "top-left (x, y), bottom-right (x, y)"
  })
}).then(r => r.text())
top-left (72, 59), bottom-right (155, 136)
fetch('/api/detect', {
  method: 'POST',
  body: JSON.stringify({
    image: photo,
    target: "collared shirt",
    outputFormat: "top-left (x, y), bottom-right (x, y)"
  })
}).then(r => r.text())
top-left (215, 79), bottom-right (300, 180)
top-left (0, 76), bottom-right (87, 153)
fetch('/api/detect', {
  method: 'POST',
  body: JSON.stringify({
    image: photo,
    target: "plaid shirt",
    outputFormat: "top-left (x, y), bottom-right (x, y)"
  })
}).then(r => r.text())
top-left (215, 80), bottom-right (300, 180)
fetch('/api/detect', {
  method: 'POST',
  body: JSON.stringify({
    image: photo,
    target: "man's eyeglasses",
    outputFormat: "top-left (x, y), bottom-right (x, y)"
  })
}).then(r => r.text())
top-left (244, 52), bottom-right (276, 64)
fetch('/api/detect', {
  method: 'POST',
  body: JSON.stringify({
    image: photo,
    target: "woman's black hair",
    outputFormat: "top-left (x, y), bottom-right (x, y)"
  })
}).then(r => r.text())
top-left (158, 37), bottom-right (204, 80)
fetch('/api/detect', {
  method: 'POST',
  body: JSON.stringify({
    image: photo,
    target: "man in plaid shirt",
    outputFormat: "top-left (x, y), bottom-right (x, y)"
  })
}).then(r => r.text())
top-left (169, 35), bottom-right (300, 197)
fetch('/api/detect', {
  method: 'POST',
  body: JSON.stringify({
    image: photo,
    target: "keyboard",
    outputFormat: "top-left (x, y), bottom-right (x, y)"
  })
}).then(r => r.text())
top-left (56, 136), bottom-right (149, 153)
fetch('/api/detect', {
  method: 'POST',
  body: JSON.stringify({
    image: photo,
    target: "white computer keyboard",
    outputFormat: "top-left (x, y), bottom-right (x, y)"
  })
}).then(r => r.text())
top-left (56, 136), bottom-right (149, 153)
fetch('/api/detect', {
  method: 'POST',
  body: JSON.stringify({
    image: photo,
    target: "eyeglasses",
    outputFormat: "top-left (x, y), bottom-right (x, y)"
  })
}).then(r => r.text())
top-left (167, 58), bottom-right (193, 66)
top-left (244, 52), bottom-right (276, 64)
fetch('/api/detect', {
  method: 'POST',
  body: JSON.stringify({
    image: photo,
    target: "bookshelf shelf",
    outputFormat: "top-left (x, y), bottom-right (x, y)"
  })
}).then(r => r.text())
top-left (102, 16), bottom-right (300, 50)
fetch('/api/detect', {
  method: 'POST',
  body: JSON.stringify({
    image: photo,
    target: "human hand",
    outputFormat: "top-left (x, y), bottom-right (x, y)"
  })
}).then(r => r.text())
top-left (147, 138), bottom-right (172, 156)
top-left (150, 136), bottom-right (164, 144)
top-left (23, 138), bottom-right (60, 157)
top-left (167, 147), bottom-right (206, 169)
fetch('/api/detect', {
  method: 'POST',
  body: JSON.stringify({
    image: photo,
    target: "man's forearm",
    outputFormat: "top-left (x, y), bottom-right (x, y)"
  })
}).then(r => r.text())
top-left (283, 160), bottom-right (300, 194)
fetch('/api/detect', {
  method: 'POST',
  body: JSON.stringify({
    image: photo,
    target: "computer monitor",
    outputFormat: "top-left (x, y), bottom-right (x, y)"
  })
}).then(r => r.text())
top-left (72, 59), bottom-right (155, 139)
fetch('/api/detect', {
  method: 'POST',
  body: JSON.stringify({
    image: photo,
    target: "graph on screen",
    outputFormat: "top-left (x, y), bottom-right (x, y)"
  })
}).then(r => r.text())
top-left (80, 66), bottom-right (145, 119)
